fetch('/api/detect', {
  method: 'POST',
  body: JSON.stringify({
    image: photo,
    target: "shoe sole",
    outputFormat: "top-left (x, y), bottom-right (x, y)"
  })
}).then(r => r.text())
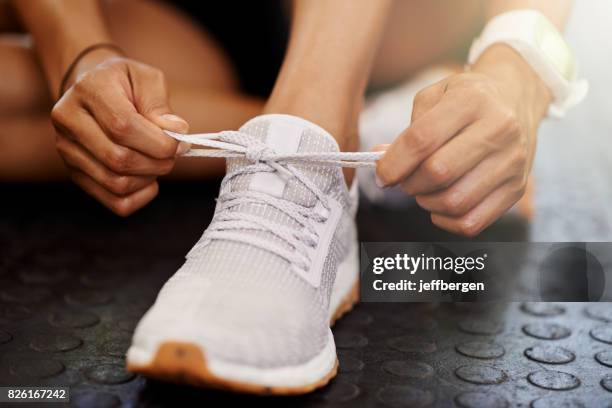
top-left (128, 341), bottom-right (340, 395)
top-left (330, 280), bottom-right (360, 326)
top-left (127, 254), bottom-right (360, 395)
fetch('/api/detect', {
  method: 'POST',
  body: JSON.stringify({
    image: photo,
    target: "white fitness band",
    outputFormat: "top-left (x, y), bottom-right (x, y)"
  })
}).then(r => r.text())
top-left (468, 9), bottom-right (588, 119)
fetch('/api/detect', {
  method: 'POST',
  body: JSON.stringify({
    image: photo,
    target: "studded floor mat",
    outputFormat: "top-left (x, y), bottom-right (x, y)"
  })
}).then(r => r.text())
top-left (1, 184), bottom-right (611, 408)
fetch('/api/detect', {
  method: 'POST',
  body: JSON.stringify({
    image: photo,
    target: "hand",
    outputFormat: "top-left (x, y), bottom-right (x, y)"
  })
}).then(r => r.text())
top-left (376, 45), bottom-right (551, 236)
top-left (51, 49), bottom-right (189, 216)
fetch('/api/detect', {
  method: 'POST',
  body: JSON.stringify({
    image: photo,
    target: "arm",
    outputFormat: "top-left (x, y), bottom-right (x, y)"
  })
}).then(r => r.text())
top-left (13, 0), bottom-right (188, 216)
top-left (13, 0), bottom-right (113, 98)
top-left (377, 1), bottom-right (572, 236)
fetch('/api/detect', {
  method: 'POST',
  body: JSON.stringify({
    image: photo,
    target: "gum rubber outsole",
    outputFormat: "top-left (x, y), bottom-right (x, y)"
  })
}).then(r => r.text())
top-left (127, 281), bottom-right (360, 395)
top-left (330, 280), bottom-right (360, 326)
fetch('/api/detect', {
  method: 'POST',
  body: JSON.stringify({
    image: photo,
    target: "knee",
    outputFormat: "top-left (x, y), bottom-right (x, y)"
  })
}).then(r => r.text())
top-left (0, 36), bottom-right (51, 116)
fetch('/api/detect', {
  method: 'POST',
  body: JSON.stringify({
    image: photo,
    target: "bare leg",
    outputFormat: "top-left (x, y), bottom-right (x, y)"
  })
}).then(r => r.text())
top-left (266, 0), bottom-right (393, 187)
top-left (371, 0), bottom-right (485, 87)
top-left (0, 0), bottom-right (263, 181)
top-left (0, 34), bottom-right (63, 180)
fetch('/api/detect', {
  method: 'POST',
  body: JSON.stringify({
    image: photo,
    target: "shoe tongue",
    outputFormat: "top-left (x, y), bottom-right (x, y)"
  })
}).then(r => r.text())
top-left (226, 115), bottom-right (341, 207)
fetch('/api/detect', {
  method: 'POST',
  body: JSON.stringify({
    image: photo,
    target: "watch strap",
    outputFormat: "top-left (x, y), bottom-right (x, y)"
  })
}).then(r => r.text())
top-left (468, 10), bottom-right (588, 118)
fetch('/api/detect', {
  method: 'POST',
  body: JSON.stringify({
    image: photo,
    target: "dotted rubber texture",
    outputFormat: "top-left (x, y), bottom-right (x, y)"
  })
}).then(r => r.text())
top-left (1, 184), bottom-right (611, 407)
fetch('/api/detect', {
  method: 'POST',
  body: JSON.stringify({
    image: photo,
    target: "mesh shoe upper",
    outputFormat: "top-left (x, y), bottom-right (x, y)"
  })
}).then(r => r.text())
top-left (131, 115), bottom-right (358, 368)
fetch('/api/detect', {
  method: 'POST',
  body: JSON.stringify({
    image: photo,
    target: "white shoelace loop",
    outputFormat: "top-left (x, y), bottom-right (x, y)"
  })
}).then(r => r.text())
top-left (167, 130), bottom-right (381, 269)
top-left (166, 130), bottom-right (383, 168)
top-left (244, 144), bottom-right (272, 162)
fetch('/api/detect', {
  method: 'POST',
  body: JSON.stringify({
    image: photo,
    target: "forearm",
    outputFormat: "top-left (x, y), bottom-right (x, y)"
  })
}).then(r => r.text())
top-left (12, 0), bottom-right (113, 98)
top-left (266, 0), bottom-right (392, 146)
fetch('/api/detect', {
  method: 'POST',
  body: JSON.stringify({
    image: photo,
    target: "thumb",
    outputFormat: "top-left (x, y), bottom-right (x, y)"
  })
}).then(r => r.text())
top-left (130, 65), bottom-right (189, 132)
top-left (128, 62), bottom-right (190, 153)
top-left (156, 113), bottom-right (189, 134)
top-left (157, 114), bottom-right (191, 156)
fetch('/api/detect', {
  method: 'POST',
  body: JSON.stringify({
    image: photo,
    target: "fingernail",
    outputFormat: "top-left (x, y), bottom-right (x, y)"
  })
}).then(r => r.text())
top-left (372, 144), bottom-right (390, 152)
top-left (161, 114), bottom-right (189, 133)
top-left (177, 141), bottom-right (191, 155)
top-left (375, 174), bottom-right (385, 188)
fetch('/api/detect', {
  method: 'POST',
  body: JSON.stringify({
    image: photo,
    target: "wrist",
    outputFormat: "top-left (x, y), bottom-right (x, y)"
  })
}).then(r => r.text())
top-left (59, 44), bottom-right (124, 97)
top-left (472, 44), bottom-right (552, 118)
top-left (55, 28), bottom-right (114, 94)
top-left (65, 47), bottom-right (123, 87)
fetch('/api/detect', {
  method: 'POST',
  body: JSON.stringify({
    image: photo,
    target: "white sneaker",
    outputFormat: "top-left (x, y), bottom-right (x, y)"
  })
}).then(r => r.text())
top-left (126, 114), bottom-right (379, 394)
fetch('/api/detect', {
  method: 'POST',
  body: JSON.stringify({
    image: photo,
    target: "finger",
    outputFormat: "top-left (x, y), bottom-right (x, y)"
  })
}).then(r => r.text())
top-left (80, 83), bottom-right (179, 160)
top-left (430, 180), bottom-right (525, 237)
top-left (56, 109), bottom-right (175, 176)
top-left (71, 170), bottom-right (159, 217)
top-left (376, 92), bottom-right (478, 187)
top-left (415, 150), bottom-right (520, 216)
top-left (400, 119), bottom-right (497, 195)
top-left (57, 135), bottom-right (155, 195)
top-left (411, 79), bottom-right (447, 122)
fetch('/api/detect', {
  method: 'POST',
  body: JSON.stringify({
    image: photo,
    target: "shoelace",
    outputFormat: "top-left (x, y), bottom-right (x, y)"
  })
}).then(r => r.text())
top-left (165, 130), bottom-right (382, 270)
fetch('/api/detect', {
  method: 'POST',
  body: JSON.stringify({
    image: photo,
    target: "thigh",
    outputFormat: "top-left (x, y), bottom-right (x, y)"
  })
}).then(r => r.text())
top-left (104, 0), bottom-right (238, 92)
top-left (0, 36), bottom-right (50, 116)
top-left (370, 0), bottom-right (485, 87)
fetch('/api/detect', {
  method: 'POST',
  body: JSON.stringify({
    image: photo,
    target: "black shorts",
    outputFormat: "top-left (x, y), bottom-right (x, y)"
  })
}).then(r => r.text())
top-left (169, 0), bottom-right (289, 98)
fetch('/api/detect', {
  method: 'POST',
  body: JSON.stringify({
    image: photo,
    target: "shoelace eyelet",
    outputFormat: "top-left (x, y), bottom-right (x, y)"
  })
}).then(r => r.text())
top-left (172, 129), bottom-right (381, 272)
